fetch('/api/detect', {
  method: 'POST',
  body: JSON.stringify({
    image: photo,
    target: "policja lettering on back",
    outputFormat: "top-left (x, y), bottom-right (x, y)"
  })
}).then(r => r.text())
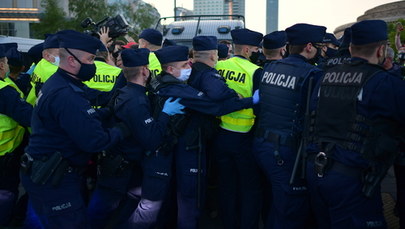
top-left (261, 71), bottom-right (297, 89)
top-left (217, 69), bottom-right (246, 83)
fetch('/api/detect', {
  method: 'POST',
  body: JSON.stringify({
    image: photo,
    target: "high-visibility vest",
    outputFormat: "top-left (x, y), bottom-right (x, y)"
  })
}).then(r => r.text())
top-left (0, 80), bottom-right (25, 156)
top-left (215, 57), bottom-right (259, 133)
top-left (84, 61), bottom-right (122, 92)
top-left (149, 52), bottom-right (162, 78)
top-left (26, 59), bottom-right (58, 105)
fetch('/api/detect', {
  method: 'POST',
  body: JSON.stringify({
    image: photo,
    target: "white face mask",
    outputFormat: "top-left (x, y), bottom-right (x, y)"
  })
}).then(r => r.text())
top-left (177, 68), bottom-right (192, 81)
top-left (51, 55), bottom-right (60, 66)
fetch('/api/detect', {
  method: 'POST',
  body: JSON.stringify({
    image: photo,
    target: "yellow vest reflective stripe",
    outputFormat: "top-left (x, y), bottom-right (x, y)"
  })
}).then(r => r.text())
top-left (149, 52), bottom-right (162, 78)
top-left (26, 59), bottom-right (58, 105)
top-left (215, 57), bottom-right (259, 133)
top-left (84, 61), bottom-right (122, 92)
top-left (0, 81), bottom-right (25, 156)
top-left (4, 76), bottom-right (24, 98)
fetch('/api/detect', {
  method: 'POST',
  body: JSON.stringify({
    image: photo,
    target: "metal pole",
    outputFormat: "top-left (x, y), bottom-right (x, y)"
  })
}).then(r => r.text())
top-left (174, 0), bottom-right (177, 20)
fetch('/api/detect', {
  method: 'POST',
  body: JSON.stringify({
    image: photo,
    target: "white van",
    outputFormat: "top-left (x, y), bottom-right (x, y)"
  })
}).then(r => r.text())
top-left (0, 36), bottom-right (43, 52)
top-left (155, 15), bottom-right (245, 47)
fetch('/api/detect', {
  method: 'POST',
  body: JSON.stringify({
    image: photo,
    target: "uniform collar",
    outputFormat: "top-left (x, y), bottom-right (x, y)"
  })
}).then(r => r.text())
top-left (192, 62), bottom-right (212, 71)
top-left (127, 81), bottom-right (146, 92)
top-left (287, 54), bottom-right (309, 63)
top-left (57, 68), bottom-right (85, 87)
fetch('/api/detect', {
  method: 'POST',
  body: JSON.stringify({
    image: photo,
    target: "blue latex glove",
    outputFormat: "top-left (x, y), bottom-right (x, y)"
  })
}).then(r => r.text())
top-left (253, 89), bottom-right (260, 104)
top-left (26, 64), bottom-right (36, 75)
top-left (162, 97), bottom-right (185, 116)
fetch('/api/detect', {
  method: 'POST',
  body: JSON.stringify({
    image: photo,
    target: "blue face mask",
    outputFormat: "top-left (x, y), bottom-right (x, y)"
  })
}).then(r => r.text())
top-left (50, 55), bottom-right (60, 66)
top-left (177, 68), bottom-right (192, 82)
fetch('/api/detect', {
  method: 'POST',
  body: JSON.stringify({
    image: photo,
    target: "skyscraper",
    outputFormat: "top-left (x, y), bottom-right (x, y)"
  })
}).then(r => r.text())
top-left (266, 0), bottom-right (278, 33)
top-left (193, 0), bottom-right (245, 16)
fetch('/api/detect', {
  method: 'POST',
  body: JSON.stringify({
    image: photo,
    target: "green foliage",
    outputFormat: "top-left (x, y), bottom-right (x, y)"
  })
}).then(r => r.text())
top-left (31, 0), bottom-right (68, 39)
top-left (31, 0), bottom-right (160, 41)
top-left (388, 19), bottom-right (405, 53)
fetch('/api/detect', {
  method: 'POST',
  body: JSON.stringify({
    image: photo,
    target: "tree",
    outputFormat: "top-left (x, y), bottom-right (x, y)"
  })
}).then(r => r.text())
top-left (115, 1), bottom-right (161, 40)
top-left (31, 0), bottom-right (68, 39)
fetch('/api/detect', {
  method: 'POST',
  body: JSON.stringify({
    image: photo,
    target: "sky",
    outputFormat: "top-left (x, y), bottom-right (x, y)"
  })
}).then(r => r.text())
top-left (143, 0), bottom-right (401, 34)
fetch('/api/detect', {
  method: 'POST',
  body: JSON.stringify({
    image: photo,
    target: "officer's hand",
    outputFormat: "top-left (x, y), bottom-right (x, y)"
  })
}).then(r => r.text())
top-left (162, 97), bottom-right (185, 116)
top-left (252, 89), bottom-right (260, 104)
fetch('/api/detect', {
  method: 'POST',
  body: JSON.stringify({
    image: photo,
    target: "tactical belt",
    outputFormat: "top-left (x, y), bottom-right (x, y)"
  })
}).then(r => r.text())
top-left (255, 128), bottom-right (297, 148)
top-left (307, 153), bottom-right (363, 179)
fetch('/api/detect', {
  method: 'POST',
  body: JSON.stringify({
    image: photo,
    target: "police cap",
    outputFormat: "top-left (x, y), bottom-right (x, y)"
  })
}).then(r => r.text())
top-left (323, 33), bottom-right (340, 46)
top-left (193, 36), bottom-right (218, 51)
top-left (155, 45), bottom-right (189, 65)
top-left (218, 44), bottom-right (229, 59)
top-left (121, 48), bottom-right (150, 67)
top-left (231, 29), bottom-right (263, 47)
top-left (163, 38), bottom-right (176, 47)
top-left (5, 46), bottom-right (23, 66)
top-left (43, 34), bottom-right (59, 49)
top-left (340, 27), bottom-right (352, 48)
top-left (286, 23), bottom-right (326, 45)
top-left (351, 20), bottom-right (387, 45)
top-left (139, 29), bottom-right (163, 46)
top-left (28, 43), bottom-right (44, 64)
top-left (57, 30), bottom-right (101, 55)
top-left (263, 31), bottom-right (287, 49)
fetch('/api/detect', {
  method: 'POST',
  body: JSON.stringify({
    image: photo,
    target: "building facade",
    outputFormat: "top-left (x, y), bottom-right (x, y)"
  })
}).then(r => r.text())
top-left (193, 0), bottom-right (245, 16)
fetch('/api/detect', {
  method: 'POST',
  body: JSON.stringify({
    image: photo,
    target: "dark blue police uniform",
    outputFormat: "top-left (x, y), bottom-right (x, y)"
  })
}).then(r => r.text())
top-left (152, 45), bottom-right (255, 229)
top-left (87, 48), bottom-right (179, 229)
top-left (253, 23), bottom-right (326, 229)
top-left (20, 30), bottom-right (125, 229)
top-left (306, 20), bottom-right (405, 229)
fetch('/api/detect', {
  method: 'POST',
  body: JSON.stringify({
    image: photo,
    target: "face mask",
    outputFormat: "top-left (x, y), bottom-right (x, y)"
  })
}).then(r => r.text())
top-left (177, 68), bottom-right (191, 82)
top-left (65, 48), bottom-right (96, 81)
top-left (249, 50), bottom-right (261, 64)
top-left (51, 55), bottom-right (60, 66)
top-left (325, 48), bottom-right (338, 58)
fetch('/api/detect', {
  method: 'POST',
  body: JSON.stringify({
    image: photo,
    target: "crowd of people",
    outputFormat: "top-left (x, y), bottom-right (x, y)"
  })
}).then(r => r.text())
top-left (0, 18), bottom-right (404, 229)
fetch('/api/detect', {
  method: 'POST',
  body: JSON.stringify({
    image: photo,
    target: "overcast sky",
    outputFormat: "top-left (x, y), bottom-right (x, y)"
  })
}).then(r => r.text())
top-left (144, 0), bottom-right (400, 33)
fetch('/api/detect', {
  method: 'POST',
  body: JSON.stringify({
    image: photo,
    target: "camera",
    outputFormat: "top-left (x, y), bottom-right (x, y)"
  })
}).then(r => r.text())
top-left (81, 14), bottom-right (130, 39)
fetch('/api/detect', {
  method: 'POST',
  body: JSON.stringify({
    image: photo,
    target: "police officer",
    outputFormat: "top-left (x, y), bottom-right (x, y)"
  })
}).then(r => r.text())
top-left (26, 34), bottom-right (59, 105)
top-left (87, 48), bottom-right (184, 228)
top-left (214, 28), bottom-right (263, 229)
top-left (138, 28), bottom-right (163, 78)
top-left (0, 46), bottom-right (33, 226)
top-left (253, 23), bottom-right (326, 229)
top-left (0, 43), bottom-right (30, 97)
top-left (217, 43), bottom-right (229, 61)
top-left (151, 45), bottom-right (257, 229)
top-left (323, 27), bottom-right (352, 70)
top-left (20, 30), bottom-right (128, 228)
top-left (262, 31), bottom-right (287, 66)
top-left (84, 45), bottom-right (124, 93)
top-left (306, 20), bottom-right (405, 228)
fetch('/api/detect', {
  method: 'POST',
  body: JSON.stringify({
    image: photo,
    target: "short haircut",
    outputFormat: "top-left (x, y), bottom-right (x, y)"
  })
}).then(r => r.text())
top-left (193, 50), bottom-right (215, 60)
top-left (123, 66), bottom-right (142, 81)
top-left (263, 48), bottom-right (280, 58)
top-left (289, 44), bottom-right (306, 55)
top-left (350, 40), bottom-right (387, 57)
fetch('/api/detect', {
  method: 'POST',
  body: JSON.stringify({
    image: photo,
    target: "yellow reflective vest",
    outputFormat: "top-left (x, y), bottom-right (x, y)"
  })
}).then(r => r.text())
top-left (149, 52), bottom-right (162, 78)
top-left (215, 57), bottom-right (259, 133)
top-left (0, 80), bottom-right (25, 156)
top-left (84, 61), bottom-right (122, 92)
top-left (26, 59), bottom-right (58, 105)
